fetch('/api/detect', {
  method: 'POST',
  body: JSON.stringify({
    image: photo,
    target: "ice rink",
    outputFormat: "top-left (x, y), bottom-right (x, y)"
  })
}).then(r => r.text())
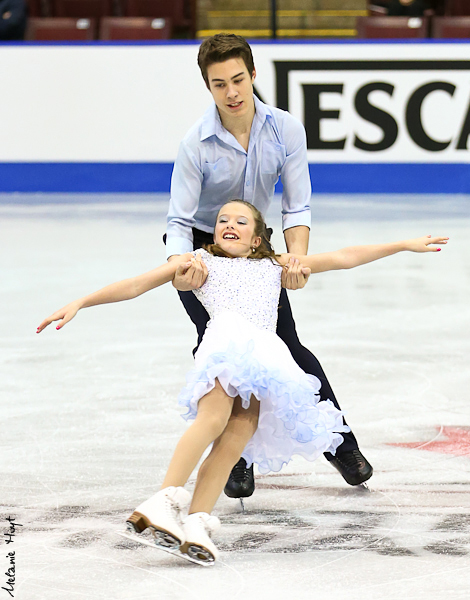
top-left (1, 194), bottom-right (469, 600)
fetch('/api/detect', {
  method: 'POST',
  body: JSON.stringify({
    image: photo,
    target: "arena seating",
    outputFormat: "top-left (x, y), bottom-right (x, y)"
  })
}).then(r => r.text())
top-left (53, 0), bottom-right (113, 18)
top-left (26, 17), bottom-right (96, 40)
top-left (23, 0), bottom-right (194, 39)
top-left (123, 0), bottom-right (190, 31)
top-left (432, 15), bottom-right (470, 35)
top-left (99, 17), bottom-right (172, 39)
top-left (446, 0), bottom-right (470, 16)
top-left (356, 16), bottom-right (429, 37)
top-left (26, 0), bottom-right (43, 17)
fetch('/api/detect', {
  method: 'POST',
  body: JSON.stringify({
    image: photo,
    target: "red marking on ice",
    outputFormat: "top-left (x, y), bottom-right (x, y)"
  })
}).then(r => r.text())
top-left (389, 426), bottom-right (470, 457)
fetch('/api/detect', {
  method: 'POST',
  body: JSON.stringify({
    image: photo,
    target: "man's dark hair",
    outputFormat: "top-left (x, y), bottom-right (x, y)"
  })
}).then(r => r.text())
top-left (197, 33), bottom-right (255, 89)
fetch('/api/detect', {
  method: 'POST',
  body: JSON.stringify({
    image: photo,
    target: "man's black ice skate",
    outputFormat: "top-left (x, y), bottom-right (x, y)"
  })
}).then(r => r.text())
top-left (329, 449), bottom-right (373, 486)
top-left (224, 458), bottom-right (255, 498)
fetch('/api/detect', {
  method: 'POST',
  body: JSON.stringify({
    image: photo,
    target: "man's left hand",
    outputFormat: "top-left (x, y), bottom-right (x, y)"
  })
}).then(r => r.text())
top-left (281, 257), bottom-right (311, 290)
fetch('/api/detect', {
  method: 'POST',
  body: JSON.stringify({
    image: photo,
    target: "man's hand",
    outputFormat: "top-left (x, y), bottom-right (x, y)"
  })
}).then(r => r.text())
top-left (172, 254), bottom-right (208, 291)
top-left (281, 257), bottom-right (311, 290)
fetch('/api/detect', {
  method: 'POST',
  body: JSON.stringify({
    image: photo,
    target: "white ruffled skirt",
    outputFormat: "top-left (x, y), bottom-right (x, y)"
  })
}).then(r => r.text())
top-left (178, 310), bottom-right (349, 474)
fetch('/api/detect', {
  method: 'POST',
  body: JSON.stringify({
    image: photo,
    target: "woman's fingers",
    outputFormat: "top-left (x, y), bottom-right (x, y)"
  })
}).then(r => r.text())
top-left (56, 314), bottom-right (70, 330)
top-left (36, 311), bottom-right (64, 333)
top-left (36, 318), bottom-right (52, 333)
top-left (425, 236), bottom-right (449, 251)
top-left (37, 304), bottom-right (79, 333)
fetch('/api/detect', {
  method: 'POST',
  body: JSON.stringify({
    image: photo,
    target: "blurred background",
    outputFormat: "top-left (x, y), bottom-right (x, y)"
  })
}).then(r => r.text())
top-left (1, 1), bottom-right (470, 196)
top-left (2, 0), bottom-right (470, 43)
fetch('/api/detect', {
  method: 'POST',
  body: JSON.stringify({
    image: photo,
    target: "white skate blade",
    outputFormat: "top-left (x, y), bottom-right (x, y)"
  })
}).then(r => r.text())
top-left (116, 531), bottom-right (216, 567)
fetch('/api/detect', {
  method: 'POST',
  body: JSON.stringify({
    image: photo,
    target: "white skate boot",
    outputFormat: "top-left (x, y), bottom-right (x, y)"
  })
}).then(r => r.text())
top-left (126, 486), bottom-right (190, 551)
top-left (180, 512), bottom-right (221, 566)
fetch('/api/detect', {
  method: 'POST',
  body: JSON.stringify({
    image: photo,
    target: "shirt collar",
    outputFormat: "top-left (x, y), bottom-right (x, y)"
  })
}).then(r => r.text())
top-left (200, 102), bottom-right (220, 141)
top-left (200, 95), bottom-right (269, 142)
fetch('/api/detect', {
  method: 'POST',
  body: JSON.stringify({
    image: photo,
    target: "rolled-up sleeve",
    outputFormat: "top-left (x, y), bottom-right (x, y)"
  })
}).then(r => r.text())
top-left (280, 116), bottom-right (311, 231)
top-left (166, 140), bottom-right (203, 258)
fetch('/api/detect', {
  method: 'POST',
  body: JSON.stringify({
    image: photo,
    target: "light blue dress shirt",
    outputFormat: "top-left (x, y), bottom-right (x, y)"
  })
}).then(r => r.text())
top-left (166, 95), bottom-right (312, 258)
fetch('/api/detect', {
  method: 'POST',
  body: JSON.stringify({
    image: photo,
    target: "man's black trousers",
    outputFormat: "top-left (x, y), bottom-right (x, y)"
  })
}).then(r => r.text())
top-left (171, 228), bottom-right (359, 458)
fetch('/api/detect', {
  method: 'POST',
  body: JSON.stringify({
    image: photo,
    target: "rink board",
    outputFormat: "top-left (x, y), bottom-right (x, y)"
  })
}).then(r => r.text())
top-left (0, 40), bottom-right (470, 193)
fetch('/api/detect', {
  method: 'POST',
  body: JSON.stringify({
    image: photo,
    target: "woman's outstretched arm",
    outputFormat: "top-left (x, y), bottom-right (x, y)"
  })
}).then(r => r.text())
top-left (37, 253), bottom-right (193, 333)
top-left (277, 235), bottom-right (449, 274)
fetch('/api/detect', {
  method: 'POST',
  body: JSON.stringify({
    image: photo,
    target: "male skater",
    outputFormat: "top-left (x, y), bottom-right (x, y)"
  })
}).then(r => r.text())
top-left (166, 33), bottom-right (372, 497)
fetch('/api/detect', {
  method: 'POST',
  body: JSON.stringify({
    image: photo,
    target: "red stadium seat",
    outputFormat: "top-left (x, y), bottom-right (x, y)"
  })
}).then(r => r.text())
top-left (26, 17), bottom-right (96, 40)
top-left (53, 0), bottom-right (113, 18)
top-left (26, 0), bottom-right (44, 16)
top-left (123, 0), bottom-right (189, 28)
top-left (432, 16), bottom-right (470, 37)
top-left (99, 16), bottom-right (172, 39)
top-left (446, 0), bottom-right (470, 16)
top-left (356, 16), bottom-right (429, 38)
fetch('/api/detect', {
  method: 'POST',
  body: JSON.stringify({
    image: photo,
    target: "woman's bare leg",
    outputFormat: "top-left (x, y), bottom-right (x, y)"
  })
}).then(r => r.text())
top-left (161, 379), bottom-right (234, 489)
top-left (189, 395), bottom-right (260, 514)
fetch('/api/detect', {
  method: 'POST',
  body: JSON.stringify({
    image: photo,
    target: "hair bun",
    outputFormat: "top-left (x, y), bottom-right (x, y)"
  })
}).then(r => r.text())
top-left (264, 227), bottom-right (273, 241)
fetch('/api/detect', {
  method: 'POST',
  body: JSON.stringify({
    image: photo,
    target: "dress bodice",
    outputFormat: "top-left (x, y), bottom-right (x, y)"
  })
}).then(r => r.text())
top-left (192, 248), bottom-right (282, 332)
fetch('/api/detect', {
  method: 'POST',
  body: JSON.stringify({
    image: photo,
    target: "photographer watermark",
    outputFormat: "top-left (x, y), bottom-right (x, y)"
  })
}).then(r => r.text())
top-left (2, 517), bottom-right (22, 598)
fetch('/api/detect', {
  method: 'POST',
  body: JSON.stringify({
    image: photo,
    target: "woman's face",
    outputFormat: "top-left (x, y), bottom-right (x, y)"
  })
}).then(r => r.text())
top-left (214, 202), bottom-right (261, 257)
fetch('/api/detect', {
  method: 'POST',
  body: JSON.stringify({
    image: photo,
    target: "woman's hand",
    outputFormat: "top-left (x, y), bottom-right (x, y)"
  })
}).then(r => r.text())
top-left (36, 301), bottom-right (81, 333)
top-left (172, 254), bottom-right (208, 291)
top-left (405, 235), bottom-right (449, 252)
top-left (281, 257), bottom-right (311, 290)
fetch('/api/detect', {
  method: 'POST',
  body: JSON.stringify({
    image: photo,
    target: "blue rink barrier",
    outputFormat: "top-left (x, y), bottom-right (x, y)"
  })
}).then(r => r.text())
top-left (0, 162), bottom-right (469, 194)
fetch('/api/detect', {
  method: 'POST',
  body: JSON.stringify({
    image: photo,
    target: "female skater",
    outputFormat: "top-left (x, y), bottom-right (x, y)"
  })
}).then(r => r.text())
top-left (37, 200), bottom-right (447, 566)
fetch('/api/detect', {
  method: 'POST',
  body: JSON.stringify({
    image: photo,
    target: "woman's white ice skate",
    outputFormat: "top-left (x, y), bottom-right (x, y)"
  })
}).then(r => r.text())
top-left (179, 512), bottom-right (220, 566)
top-left (125, 486), bottom-right (190, 551)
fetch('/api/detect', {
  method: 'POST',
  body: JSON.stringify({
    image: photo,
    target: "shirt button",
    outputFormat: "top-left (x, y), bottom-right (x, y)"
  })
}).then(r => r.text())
top-left (246, 181), bottom-right (250, 186)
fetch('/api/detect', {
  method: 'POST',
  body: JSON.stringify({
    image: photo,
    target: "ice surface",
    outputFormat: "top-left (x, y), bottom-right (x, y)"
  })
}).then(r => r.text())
top-left (1, 194), bottom-right (469, 600)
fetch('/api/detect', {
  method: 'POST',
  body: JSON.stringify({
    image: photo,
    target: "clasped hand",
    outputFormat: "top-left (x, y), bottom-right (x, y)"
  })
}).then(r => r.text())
top-left (281, 257), bottom-right (311, 290)
top-left (172, 254), bottom-right (208, 291)
top-left (172, 254), bottom-right (311, 291)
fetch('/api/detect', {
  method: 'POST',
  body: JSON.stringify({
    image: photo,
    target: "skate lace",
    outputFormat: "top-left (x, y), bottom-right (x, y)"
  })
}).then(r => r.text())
top-left (165, 498), bottom-right (181, 521)
top-left (230, 462), bottom-right (251, 484)
top-left (193, 514), bottom-right (215, 537)
top-left (337, 450), bottom-right (364, 469)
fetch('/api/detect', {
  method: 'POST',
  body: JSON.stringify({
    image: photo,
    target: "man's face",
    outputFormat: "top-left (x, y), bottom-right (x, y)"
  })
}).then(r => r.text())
top-left (206, 58), bottom-right (256, 122)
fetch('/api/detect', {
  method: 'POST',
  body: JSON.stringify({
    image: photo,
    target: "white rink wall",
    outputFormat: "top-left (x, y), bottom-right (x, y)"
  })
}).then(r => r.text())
top-left (1, 41), bottom-right (470, 192)
top-left (1, 42), bottom-right (470, 162)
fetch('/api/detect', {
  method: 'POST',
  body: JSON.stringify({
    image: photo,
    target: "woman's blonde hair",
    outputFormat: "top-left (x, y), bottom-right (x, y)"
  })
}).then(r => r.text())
top-left (204, 200), bottom-right (279, 261)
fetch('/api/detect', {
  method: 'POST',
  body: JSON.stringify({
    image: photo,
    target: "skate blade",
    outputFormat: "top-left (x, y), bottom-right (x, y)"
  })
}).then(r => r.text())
top-left (126, 510), bottom-right (151, 534)
top-left (119, 528), bottom-right (181, 553)
top-left (180, 542), bottom-right (216, 567)
top-left (117, 531), bottom-right (215, 567)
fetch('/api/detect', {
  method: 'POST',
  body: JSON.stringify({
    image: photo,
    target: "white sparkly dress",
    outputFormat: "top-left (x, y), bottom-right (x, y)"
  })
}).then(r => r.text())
top-left (178, 248), bottom-right (349, 474)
